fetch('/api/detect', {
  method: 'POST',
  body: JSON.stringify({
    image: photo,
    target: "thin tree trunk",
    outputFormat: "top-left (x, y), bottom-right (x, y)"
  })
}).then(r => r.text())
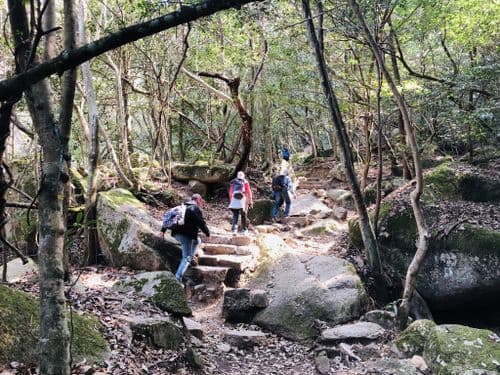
top-left (79, 0), bottom-right (100, 265)
top-left (301, 0), bottom-right (383, 276)
top-left (348, 0), bottom-right (429, 329)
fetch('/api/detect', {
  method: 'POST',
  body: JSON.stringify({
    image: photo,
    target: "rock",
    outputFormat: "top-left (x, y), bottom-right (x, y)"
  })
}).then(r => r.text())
top-left (118, 271), bottom-right (191, 316)
top-left (126, 316), bottom-right (184, 349)
top-left (290, 193), bottom-right (333, 217)
top-left (410, 355), bottom-right (429, 373)
top-left (0, 285), bottom-right (109, 366)
top-left (216, 343), bottom-right (231, 353)
top-left (349, 358), bottom-right (422, 375)
top-left (247, 199), bottom-right (274, 225)
top-left (247, 234), bottom-right (369, 340)
top-left (395, 319), bottom-right (500, 374)
top-left (315, 351), bottom-right (330, 374)
top-left (3, 258), bottom-right (37, 283)
top-left (362, 310), bottom-right (396, 330)
top-left (222, 288), bottom-right (268, 323)
top-left (172, 163), bottom-right (233, 184)
top-left (223, 329), bottom-right (266, 349)
top-left (188, 179), bottom-right (208, 197)
top-left (184, 347), bottom-right (204, 369)
top-left (303, 219), bottom-right (338, 235)
top-left (333, 207), bottom-right (348, 221)
top-left (183, 317), bottom-right (204, 339)
top-left (96, 188), bottom-right (182, 271)
top-left (281, 215), bottom-right (310, 227)
top-left (319, 322), bottom-right (385, 344)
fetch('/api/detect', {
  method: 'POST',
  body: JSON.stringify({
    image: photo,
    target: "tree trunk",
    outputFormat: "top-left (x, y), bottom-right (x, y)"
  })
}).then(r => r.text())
top-left (301, 0), bottom-right (383, 276)
top-left (348, 0), bottom-right (429, 329)
top-left (79, 0), bottom-right (100, 265)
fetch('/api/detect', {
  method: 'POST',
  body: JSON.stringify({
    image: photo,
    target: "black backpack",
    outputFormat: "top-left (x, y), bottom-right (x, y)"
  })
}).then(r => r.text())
top-left (272, 175), bottom-right (286, 192)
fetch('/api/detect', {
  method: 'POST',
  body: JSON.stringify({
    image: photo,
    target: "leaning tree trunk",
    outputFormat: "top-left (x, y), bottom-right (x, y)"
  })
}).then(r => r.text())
top-left (301, 0), bottom-right (383, 276)
top-left (348, 0), bottom-right (429, 329)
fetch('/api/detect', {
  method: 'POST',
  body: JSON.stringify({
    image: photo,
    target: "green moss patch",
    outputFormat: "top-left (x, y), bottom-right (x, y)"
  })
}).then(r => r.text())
top-left (150, 274), bottom-right (192, 316)
top-left (396, 319), bottom-right (500, 374)
top-left (0, 286), bottom-right (109, 366)
top-left (99, 188), bottom-right (144, 210)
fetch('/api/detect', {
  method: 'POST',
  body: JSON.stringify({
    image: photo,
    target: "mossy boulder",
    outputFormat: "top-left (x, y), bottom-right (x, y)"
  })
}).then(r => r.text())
top-left (247, 199), bottom-right (273, 225)
top-left (120, 272), bottom-right (191, 316)
top-left (425, 164), bottom-right (500, 202)
top-left (172, 163), bottom-right (233, 184)
top-left (0, 285), bottom-right (109, 366)
top-left (246, 234), bottom-right (369, 341)
top-left (97, 188), bottom-right (182, 271)
top-left (395, 319), bottom-right (500, 374)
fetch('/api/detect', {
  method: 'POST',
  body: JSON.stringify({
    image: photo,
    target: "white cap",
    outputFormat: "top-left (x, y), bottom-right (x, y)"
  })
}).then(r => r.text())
top-left (237, 171), bottom-right (245, 179)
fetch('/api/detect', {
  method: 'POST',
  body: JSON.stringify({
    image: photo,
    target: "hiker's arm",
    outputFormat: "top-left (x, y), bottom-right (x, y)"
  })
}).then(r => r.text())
top-left (245, 182), bottom-right (253, 207)
top-left (194, 207), bottom-right (210, 237)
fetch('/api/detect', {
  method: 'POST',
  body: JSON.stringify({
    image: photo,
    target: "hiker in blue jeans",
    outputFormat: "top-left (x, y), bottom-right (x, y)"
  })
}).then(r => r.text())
top-left (271, 169), bottom-right (297, 220)
top-left (161, 194), bottom-right (210, 282)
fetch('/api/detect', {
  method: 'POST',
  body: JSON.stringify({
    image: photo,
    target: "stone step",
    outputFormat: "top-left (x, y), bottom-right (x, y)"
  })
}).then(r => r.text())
top-left (204, 234), bottom-right (255, 246)
top-left (202, 243), bottom-right (260, 256)
top-left (189, 266), bottom-right (229, 285)
top-left (198, 254), bottom-right (257, 272)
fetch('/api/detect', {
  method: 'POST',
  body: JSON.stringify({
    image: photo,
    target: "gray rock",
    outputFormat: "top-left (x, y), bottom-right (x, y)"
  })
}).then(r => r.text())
top-left (4, 258), bottom-right (37, 283)
top-left (184, 347), bottom-right (204, 369)
top-left (183, 317), bottom-right (204, 339)
top-left (333, 207), bottom-right (348, 221)
top-left (289, 193), bottom-right (333, 217)
top-left (96, 188), bottom-right (181, 271)
top-left (223, 329), bottom-right (266, 349)
top-left (362, 310), bottom-right (396, 330)
top-left (247, 234), bottom-right (369, 340)
top-left (315, 351), bottom-right (330, 374)
top-left (125, 315), bottom-right (184, 350)
top-left (222, 288), bottom-right (268, 323)
top-left (216, 343), bottom-right (231, 353)
top-left (119, 271), bottom-right (191, 316)
top-left (188, 179), bottom-right (207, 198)
top-left (320, 322), bottom-right (385, 344)
top-left (349, 358), bottom-right (421, 375)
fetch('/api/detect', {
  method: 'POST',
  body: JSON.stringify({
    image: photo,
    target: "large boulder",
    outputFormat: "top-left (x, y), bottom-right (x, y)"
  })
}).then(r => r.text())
top-left (96, 189), bottom-right (182, 271)
top-left (395, 319), bottom-right (500, 375)
top-left (289, 193), bottom-right (333, 217)
top-left (0, 285), bottom-right (109, 366)
top-left (348, 163), bottom-right (500, 318)
top-left (171, 163), bottom-right (233, 184)
top-left (246, 234), bottom-right (369, 341)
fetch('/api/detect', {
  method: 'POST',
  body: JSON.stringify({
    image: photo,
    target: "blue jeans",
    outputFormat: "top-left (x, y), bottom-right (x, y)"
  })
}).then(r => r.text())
top-left (231, 208), bottom-right (247, 231)
top-left (272, 190), bottom-right (291, 218)
top-left (174, 234), bottom-right (201, 281)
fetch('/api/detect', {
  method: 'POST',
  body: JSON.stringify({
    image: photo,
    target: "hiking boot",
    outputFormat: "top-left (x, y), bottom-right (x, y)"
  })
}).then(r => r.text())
top-left (242, 229), bottom-right (249, 235)
top-left (232, 229), bottom-right (238, 235)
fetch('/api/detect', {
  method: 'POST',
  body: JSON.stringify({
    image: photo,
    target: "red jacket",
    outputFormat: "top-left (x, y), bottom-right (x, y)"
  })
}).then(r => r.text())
top-left (228, 178), bottom-right (253, 206)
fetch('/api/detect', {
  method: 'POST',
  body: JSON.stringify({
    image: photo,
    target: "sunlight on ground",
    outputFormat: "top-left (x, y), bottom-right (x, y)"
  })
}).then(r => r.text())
top-left (79, 273), bottom-right (116, 290)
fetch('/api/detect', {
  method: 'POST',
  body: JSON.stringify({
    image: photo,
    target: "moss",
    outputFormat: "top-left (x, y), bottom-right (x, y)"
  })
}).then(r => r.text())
top-left (441, 225), bottom-right (500, 257)
top-left (247, 199), bottom-right (273, 225)
top-left (0, 286), bottom-right (108, 365)
top-left (457, 174), bottom-right (500, 202)
top-left (348, 202), bottom-right (392, 249)
top-left (127, 278), bottom-right (149, 293)
top-left (99, 189), bottom-right (144, 210)
top-left (396, 320), bottom-right (500, 374)
top-left (150, 275), bottom-right (191, 316)
top-left (424, 164), bottom-right (459, 201)
top-left (395, 319), bottom-right (437, 357)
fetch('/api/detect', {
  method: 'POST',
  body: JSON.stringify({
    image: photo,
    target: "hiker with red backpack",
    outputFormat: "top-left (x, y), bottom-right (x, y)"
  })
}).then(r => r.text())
top-left (161, 193), bottom-right (210, 282)
top-left (228, 171), bottom-right (253, 235)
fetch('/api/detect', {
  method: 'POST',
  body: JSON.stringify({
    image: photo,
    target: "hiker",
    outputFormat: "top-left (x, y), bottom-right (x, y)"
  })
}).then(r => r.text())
top-left (281, 146), bottom-right (290, 161)
top-left (161, 193), bottom-right (210, 282)
top-left (228, 171), bottom-right (253, 235)
top-left (271, 169), bottom-right (297, 220)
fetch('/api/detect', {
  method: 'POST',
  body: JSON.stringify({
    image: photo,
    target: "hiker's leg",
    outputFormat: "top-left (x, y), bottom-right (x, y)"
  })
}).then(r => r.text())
top-left (231, 209), bottom-right (239, 231)
top-left (174, 234), bottom-right (191, 281)
top-left (241, 209), bottom-right (247, 230)
top-left (271, 192), bottom-right (281, 218)
top-left (283, 191), bottom-right (291, 217)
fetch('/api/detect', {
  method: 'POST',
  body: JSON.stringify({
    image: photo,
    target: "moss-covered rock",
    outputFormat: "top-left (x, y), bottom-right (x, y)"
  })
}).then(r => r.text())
top-left (122, 272), bottom-right (191, 316)
top-left (247, 234), bottom-right (368, 341)
top-left (97, 189), bottom-right (182, 271)
top-left (424, 164), bottom-right (500, 203)
top-left (396, 320), bottom-right (500, 375)
top-left (172, 163), bottom-right (233, 184)
top-left (0, 285), bottom-right (109, 366)
top-left (247, 199), bottom-right (273, 225)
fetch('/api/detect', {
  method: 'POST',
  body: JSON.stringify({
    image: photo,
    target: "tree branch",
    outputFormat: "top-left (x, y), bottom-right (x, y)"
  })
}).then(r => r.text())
top-left (0, 0), bottom-right (263, 102)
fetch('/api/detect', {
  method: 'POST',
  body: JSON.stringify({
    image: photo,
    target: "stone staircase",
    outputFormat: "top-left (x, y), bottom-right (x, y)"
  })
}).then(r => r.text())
top-left (186, 232), bottom-right (260, 302)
